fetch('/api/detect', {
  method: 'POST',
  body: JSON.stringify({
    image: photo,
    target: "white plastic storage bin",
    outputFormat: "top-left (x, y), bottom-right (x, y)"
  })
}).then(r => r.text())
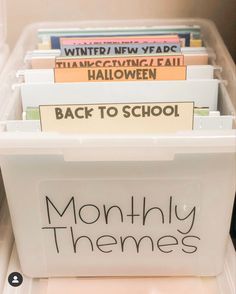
top-left (2, 239), bottom-right (236, 294)
top-left (0, 19), bottom-right (235, 278)
top-left (0, 199), bottom-right (14, 293)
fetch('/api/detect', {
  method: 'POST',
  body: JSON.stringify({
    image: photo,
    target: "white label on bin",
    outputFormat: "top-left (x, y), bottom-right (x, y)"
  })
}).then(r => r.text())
top-left (39, 102), bottom-right (194, 133)
top-left (39, 179), bottom-right (201, 262)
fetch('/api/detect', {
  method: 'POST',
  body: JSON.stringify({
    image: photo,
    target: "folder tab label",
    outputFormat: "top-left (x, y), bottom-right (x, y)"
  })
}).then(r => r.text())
top-left (54, 66), bottom-right (187, 83)
top-left (55, 55), bottom-right (184, 69)
top-left (60, 35), bottom-right (180, 46)
top-left (61, 43), bottom-right (181, 57)
top-left (39, 102), bottom-right (194, 134)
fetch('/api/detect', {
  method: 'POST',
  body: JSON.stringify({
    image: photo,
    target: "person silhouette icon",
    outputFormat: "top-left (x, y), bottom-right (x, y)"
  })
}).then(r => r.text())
top-left (12, 276), bottom-right (19, 284)
top-left (8, 272), bottom-right (23, 287)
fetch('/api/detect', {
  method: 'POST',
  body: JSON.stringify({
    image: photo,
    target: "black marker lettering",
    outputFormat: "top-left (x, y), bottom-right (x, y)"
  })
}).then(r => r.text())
top-left (182, 235), bottom-right (200, 254)
top-left (42, 226), bottom-right (67, 253)
top-left (120, 236), bottom-right (154, 253)
top-left (96, 235), bottom-right (118, 253)
top-left (45, 196), bottom-right (77, 225)
top-left (70, 227), bottom-right (94, 253)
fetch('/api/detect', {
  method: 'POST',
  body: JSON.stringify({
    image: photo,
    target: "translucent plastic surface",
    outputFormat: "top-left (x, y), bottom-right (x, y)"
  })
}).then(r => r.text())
top-left (0, 199), bottom-right (14, 293)
top-left (2, 239), bottom-right (236, 294)
top-left (0, 19), bottom-right (235, 278)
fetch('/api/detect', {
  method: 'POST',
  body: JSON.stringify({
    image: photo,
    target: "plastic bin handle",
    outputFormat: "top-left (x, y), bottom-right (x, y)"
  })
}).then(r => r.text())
top-left (63, 147), bottom-right (175, 162)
